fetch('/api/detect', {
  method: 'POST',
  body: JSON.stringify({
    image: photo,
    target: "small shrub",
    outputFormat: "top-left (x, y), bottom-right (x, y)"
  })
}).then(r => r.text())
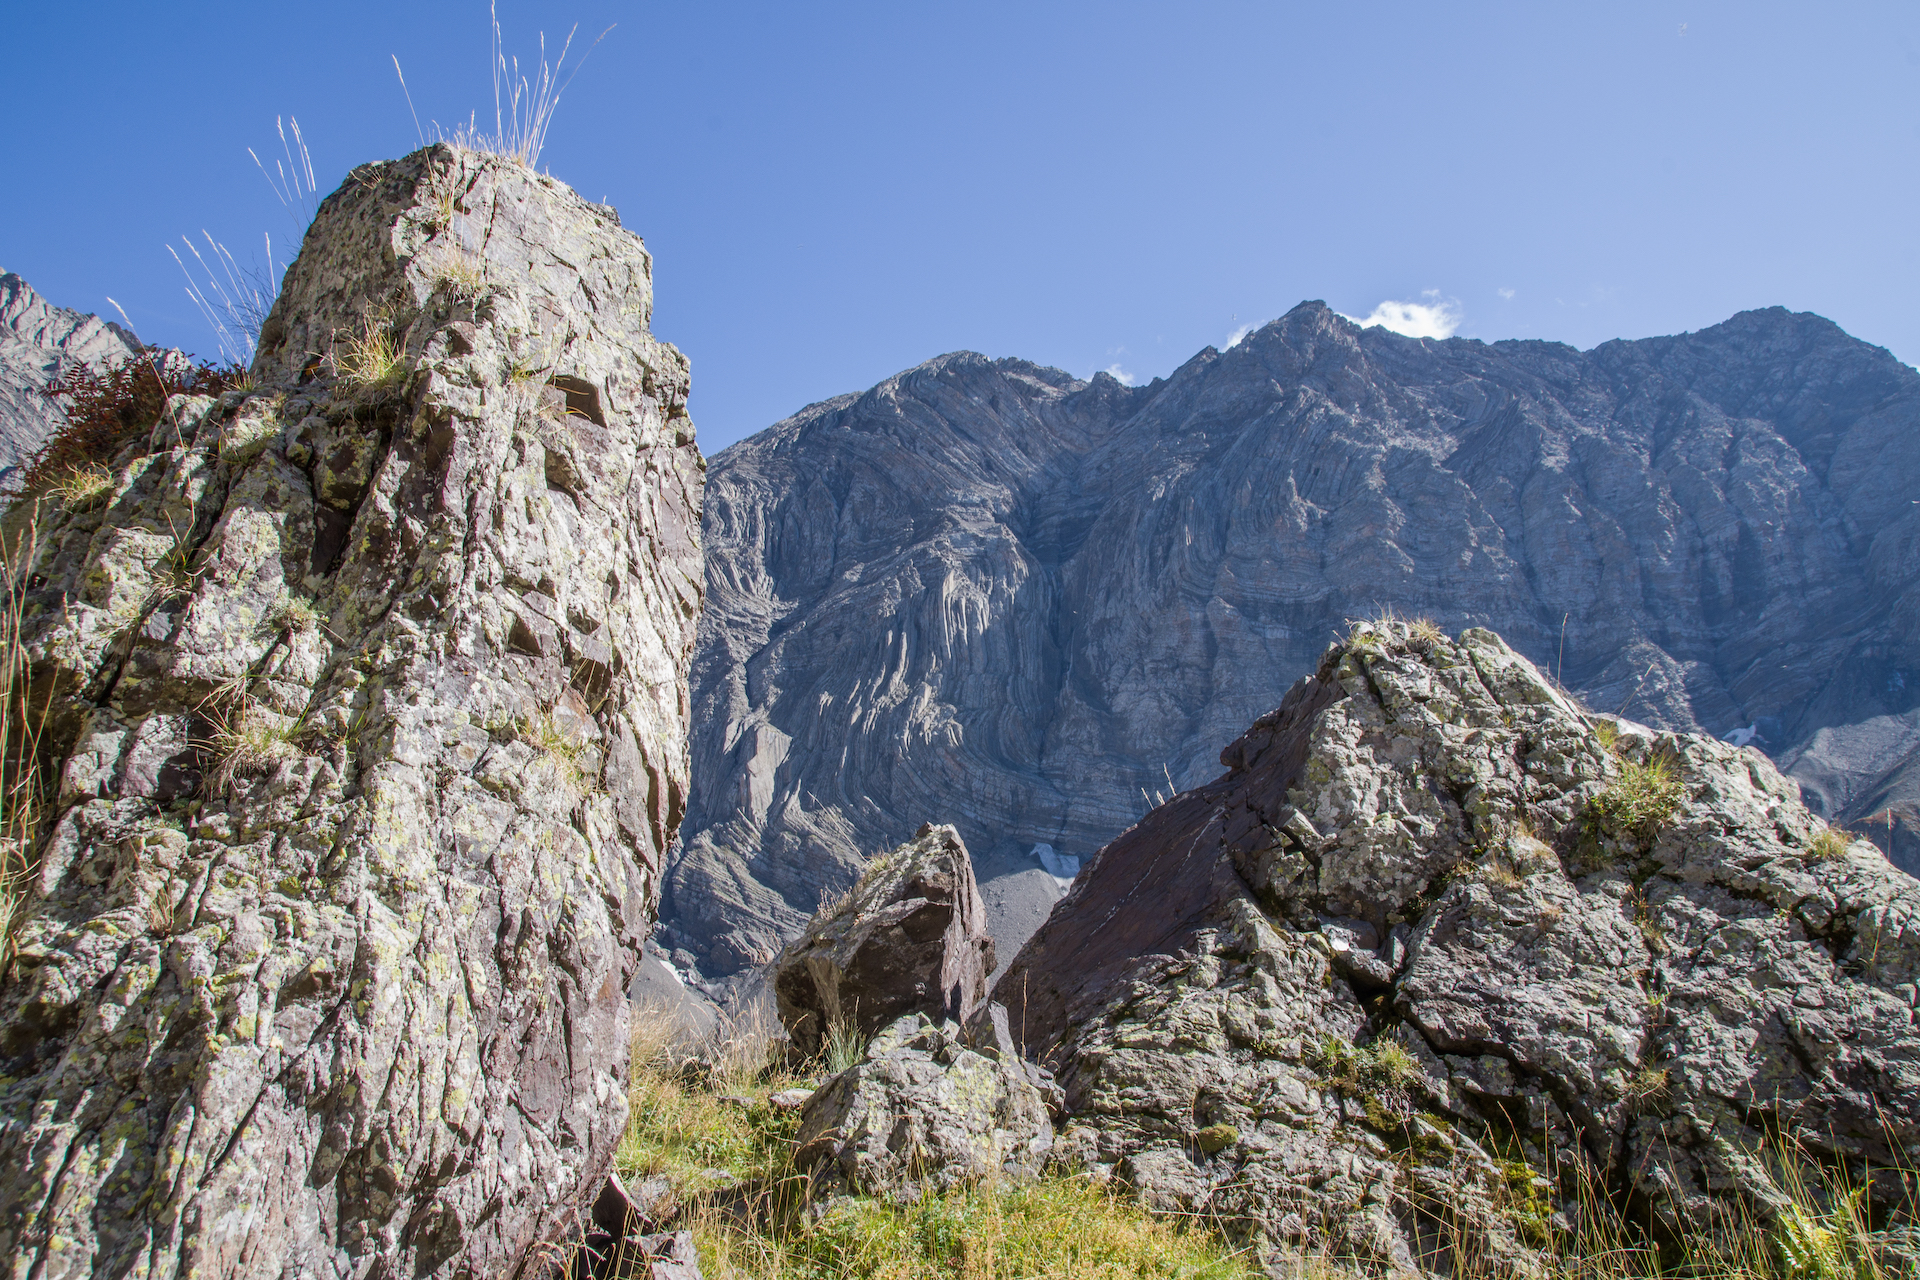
top-left (331, 314), bottom-right (404, 388)
top-left (275, 597), bottom-right (322, 635)
top-left (21, 353), bottom-right (236, 499)
top-left (1588, 752), bottom-right (1684, 842)
top-left (1807, 827), bottom-right (1851, 863)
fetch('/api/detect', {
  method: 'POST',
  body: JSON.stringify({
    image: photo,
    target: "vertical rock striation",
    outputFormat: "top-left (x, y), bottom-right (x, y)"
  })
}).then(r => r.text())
top-left (0, 144), bottom-right (702, 1279)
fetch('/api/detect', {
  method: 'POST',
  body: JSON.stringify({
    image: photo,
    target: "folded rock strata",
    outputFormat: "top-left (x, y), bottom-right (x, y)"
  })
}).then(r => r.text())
top-left (0, 144), bottom-right (702, 1279)
top-left (998, 623), bottom-right (1920, 1275)
top-left (772, 822), bottom-right (993, 1057)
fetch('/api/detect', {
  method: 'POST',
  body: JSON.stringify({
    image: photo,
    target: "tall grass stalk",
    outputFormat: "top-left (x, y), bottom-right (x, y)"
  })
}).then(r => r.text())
top-left (0, 516), bottom-right (51, 982)
top-left (395, 3), bottom-right (611, 170)
top-left (169, 231), bottom-right (278, 368)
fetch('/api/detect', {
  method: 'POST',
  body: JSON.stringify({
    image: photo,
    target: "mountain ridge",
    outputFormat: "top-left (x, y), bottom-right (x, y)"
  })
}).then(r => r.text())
top-left (665, 299), bottom-right (1920, 983)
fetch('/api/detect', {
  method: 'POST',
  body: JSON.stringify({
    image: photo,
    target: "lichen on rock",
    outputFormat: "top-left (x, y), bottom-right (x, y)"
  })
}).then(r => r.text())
top-left (0, 144), bottom-right (702, 1280)
top-left (999, 623), bottom-right (1920, 1276)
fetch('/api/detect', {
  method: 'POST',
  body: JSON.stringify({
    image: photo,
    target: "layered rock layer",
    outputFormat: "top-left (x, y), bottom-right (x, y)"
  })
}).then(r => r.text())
top-left (997, 624), bottom-right (1920, 1273)
top-left (669, 303), bottom-right (1920, 978)
top-left (0, 145), bottom-right (702, 1280)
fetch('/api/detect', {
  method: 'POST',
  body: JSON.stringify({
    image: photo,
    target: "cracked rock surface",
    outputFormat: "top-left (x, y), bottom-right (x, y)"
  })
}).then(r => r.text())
top-left (0, 144), bottom-right (703, 1280)
top-left (998, 624), bottom-right (1920, 1275)
top-left (772, 822), bottom-right (993, 1058)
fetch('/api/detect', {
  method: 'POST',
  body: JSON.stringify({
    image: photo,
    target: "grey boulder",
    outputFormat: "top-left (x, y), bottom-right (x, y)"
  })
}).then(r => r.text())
top-left (794, 1012), bottom-right (1054, 1198)
top-left (0, 144), bottom-right (703, 1280)
top-left (998, 623), bottom-right (1920, 1275)
top-left (772, 822), bottom-right (993, 1057)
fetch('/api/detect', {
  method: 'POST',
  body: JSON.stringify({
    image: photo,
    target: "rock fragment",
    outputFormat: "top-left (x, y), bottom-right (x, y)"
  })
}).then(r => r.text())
top-left (772, 822), bottom-right (993, 1056)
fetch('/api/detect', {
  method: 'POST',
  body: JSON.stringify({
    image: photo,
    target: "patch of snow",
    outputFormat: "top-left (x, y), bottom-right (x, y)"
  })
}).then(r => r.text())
top-left (1031, 842), bottom-right (1081, 888)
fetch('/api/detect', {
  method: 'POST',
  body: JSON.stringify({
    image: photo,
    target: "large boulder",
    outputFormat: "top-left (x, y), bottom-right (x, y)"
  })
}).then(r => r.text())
top-left (0, 144), bottom-right (703, 1279)
top-left (794, 1012), bottom-right (1055, 1198)
top-left (998, 622), bottom-right (1920, 1275)
top-left (773, 822), bottom-right (993, 1057)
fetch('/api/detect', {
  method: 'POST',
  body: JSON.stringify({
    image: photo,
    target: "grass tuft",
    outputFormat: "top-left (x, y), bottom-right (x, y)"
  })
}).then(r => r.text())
top-left (45, 464), bottom-right (114, 508)
top-left (515, 709), bottom-right (594, 795)
top-left (331, 313), bottom-right (404, 389)
top-left (1588, 752), bottom-right (1684, 842)
top-left (1807, 826), bottom-right (1851, 863)
top-left (203, 704), bottom-right (301, 794)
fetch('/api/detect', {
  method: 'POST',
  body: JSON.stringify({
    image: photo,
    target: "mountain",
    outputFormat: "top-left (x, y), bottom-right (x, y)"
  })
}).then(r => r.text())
top-left (0, 269), bottom-right (140, 471)
top-left (664, 301), bottom-right (1920, 982)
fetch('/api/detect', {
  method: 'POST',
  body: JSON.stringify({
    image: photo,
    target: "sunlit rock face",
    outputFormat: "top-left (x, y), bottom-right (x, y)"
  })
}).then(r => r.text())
top-left (0, 144), bottom-right (702, 1280)
top-left (668, 301), bottom-right (1920, 978)
top-left (998, 624), bottom-right (1920, 1276)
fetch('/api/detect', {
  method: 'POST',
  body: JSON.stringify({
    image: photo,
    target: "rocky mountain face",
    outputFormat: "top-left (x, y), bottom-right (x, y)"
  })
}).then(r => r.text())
top-left (0, 270), bottom-right (141, 472)
top-left (0, 144), bottom-right (703, 1279)
top-left (997, 623), bottom-right (1920, 1274)
top-left (666, 302), bottom-right (1920, 981)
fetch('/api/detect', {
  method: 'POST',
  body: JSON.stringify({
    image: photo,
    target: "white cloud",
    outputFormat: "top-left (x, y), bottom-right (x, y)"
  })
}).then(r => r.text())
top-left (1103, 363), bottom-right (1137, 385)
top-left (1340, 290), bottom-right (1463, 339)
top-left (1497, 287), bottom-right (1515, 301)
top-left (1224, 323), bottom-right (1256, 349)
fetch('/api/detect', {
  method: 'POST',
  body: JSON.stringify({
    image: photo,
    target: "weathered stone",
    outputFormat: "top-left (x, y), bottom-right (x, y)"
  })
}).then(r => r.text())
top-left (772, 822), bottom-right (993, 1057)
top-left (0, 269), bottom-right (142, 473)
top-left (669, 302), bottom-right (1920, 979)
top-left (0, 144), bottom-right (703, 1280)
top-left (998, 623), bottom-right (1920, 1276)
top-left (794, 1013), bottom-right (1054, 1198)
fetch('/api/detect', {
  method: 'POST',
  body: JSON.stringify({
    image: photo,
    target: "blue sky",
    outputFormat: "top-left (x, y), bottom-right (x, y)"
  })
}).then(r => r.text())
top-left (4, 2), bottom-right (1917, 451)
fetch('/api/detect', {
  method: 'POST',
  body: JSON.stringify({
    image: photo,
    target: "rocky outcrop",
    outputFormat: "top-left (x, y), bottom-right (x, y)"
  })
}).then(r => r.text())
top-left (772, 822), bottom-right (992, 1056)
top-left (0, 270), bottom-right (141, 473)
top-left (996, 623), bottom-right (1920, 1274)
top-left (0, 144), bottom-right (703, 1279)
top-left (794, 1012), bottom-right (1055, 1198)
top-left (666, 302), bottom-right (1920, 979)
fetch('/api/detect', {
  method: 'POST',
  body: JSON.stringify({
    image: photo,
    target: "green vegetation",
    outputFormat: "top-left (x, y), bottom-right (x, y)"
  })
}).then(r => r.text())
top-left (331, 313), bottom-right (404, 388)
top-left (275, 596), bottom-right (323, 636)
top-left (1311, 1034), bottom-right (1419, 1097)
top-left (203, 704), bottom-right (302, 793)
top-left (1807, 827), bottom-right (1851, 863)
top-left (433, 249), bottom-right (486, 299)
top-left (16, 351), bottom-right (237, 502)
top-left (515, 709), bottom-right (594, 795)
top-left (1588, 752), bottom-right (1685, 841)
top-left (0, 524), bottom-right (54, 982)
top-left (618, 1006), bottom-right (1260, 1279)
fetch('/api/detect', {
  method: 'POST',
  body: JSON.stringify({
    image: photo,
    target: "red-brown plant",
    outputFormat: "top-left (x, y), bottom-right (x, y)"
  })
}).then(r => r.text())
top-left (19, 353), bottom-right (239, 498)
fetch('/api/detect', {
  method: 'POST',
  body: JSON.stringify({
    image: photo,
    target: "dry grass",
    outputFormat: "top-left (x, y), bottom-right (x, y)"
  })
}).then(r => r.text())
top-left (0, 519), bottom-right (52, 981)
top-left (1589, 752), bottom-right (1685, 842)
top-left (433, 248), bottom-right (486, 299)
top-left (202, 703), bottom-right (301, 794)
top-left (331, 312), bottom-right (404, 389)
top-left (275, 596), bottom-right (322, 635)
top-left (515, 709), bottom-right (594, 795)
top-left (1807, 826), bottom-right (1852, 862)
top-left (45, 463), bottom-right (113, 508)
